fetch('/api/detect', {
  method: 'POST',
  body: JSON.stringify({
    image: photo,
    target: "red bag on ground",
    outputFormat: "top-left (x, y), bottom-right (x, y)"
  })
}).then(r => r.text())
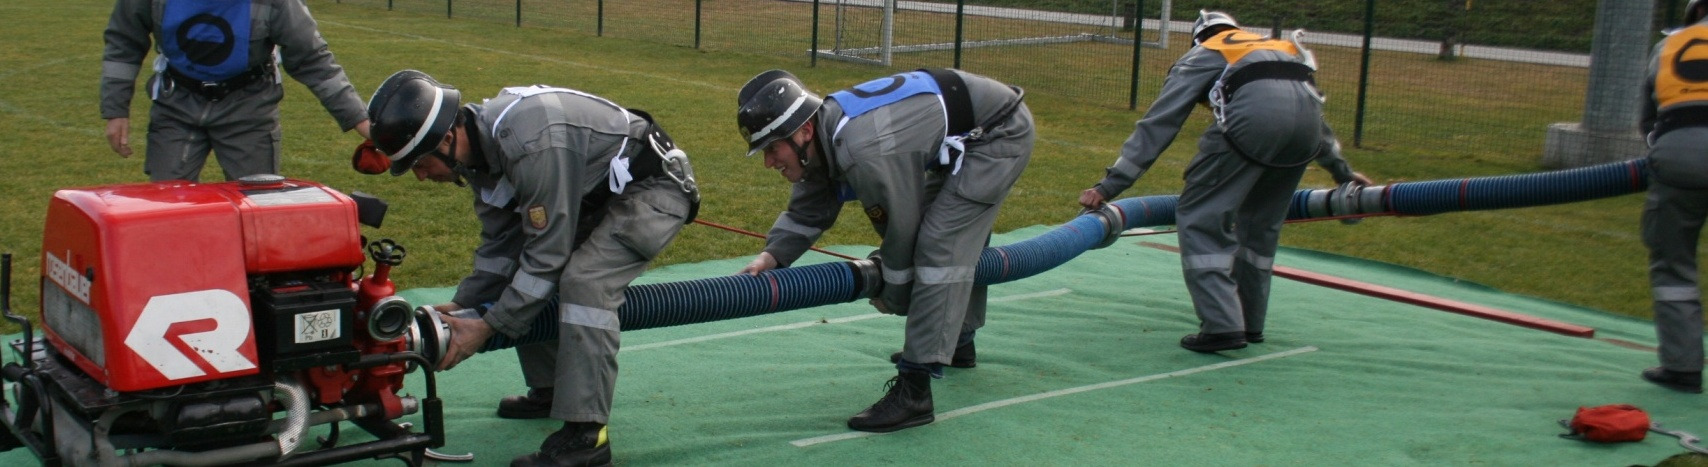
top-left (1563, 404), bottom-right (1650, 443)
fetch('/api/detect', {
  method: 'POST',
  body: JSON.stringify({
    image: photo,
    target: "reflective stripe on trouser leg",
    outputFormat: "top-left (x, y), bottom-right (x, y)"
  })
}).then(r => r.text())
top-left (550, 318), bottom-right (619, 424)
top-left (1231, 164), bottom-right (1306, 336)
top-left (1177, 157), bottom-right (1262, 335)
top-left (1643, 182), bottom-right (1708, 372)
top-left (1654, 298), bottom-right (1705, 372)
top-left (903, 193), bottom-right (1005, 366)
top-left (549, 182), bottom-right (685, 424)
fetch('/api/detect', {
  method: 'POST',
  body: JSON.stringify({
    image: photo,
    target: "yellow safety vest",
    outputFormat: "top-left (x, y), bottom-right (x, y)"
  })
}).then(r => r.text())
top-left (1200, 29), bottom-right (1301, 65)
top-left (1657, 24), bottom-right (1708, 109)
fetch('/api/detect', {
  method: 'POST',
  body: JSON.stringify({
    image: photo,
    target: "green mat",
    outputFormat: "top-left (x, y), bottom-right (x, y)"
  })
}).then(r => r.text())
top-left (3, 226), bottom-right (1700, 466)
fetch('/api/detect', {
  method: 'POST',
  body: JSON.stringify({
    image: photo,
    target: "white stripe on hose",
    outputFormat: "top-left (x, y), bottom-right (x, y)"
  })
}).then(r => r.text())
top-left (391, 86), bottom-right (443, 161)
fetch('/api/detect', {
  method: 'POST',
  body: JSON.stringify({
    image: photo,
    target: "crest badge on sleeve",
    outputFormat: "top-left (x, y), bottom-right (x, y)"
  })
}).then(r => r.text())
top-left (527, 205), bottom-right (548, 229)
top-left (864, 204), bottom-right (888, 226)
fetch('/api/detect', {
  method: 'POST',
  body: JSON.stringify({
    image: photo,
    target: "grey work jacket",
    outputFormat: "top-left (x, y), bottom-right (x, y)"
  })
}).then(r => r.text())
top-left (1095, 32), bottom-right (1357, 200)
top-left (760, 69), bottom-right (1025, 268)
top-left (464, 87), bottom-right (650, 339)
top-left (100, 0), bottom-right (366, 130)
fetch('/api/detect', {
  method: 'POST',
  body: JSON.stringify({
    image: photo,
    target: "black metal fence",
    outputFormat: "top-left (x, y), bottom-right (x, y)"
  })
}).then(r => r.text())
top-left (329, 0), bottom-right (1685, 166)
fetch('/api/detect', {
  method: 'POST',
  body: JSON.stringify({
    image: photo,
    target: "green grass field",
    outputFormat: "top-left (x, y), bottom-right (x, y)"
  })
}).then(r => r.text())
top-left (0, 0), bottom-right (1664, 334)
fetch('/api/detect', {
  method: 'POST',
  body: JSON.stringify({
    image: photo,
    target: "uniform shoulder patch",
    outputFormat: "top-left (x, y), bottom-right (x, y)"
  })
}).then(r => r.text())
top-left (527, 205), bottom-right (548, 229)
top-left (864, 204), bottom-right (888, 226)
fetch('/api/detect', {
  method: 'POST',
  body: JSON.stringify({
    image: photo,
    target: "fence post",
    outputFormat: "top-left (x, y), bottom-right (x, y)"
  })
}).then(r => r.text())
top-left (1128, 0), bottom-right (1143, 110)
top-left (1122, 1), bottom-right (1135, 31)
top-left (811, 0), bottom-right (820, 66)
top-left (1354, 0), bottom-right (1374, 148)
top-left (954, 0), bottom-right (965, 68)
top-left (695, 0), bottom-right (703, 49)
top-left (516, 0), bottom-right (521, 27)
top-left (387, 0), bottom-right (392, 11)
top-left (598, 0), bottom-right (604, 36)
top-left (447, 0), bottom-right (452, 19)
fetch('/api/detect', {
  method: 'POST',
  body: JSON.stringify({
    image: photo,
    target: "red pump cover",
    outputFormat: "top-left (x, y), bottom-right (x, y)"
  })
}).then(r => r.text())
top-left (39, 179), bottom-right (364, 392)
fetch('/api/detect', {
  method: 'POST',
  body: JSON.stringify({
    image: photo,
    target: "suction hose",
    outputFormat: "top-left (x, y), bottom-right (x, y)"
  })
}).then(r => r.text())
top-left (422, 158), bottom-right (1647, 360)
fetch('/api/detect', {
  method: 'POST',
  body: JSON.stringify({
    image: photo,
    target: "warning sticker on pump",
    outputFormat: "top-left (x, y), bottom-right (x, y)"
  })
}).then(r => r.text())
top-left (295, 309), bottom-right (341, 344)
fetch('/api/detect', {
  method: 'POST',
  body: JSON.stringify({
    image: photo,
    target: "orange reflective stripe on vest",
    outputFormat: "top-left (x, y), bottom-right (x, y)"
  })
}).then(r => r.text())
top-left (1658, 24), bottom-right (1708, 109)
top-left (1200, 29), bottom-right (1300, 65)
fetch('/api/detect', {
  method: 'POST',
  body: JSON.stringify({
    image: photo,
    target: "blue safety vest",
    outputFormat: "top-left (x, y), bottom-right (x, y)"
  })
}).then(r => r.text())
top-left (828, 71), bottom-right (943, 120)
top-left (161, 0), bottom-right (252, 82)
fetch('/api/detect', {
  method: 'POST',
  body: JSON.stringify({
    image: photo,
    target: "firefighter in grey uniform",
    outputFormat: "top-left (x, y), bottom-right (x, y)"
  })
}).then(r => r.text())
top-left (416, 175), bottom-right (565, 420)
top-left (1078, 11), bottom-right (1368, 353)
top-left (1638, 0), bottom-right (1708, 394)
top-left (366, 70), bottom-right (700, 466)
top-left (101, 0), bottom-right (370, 182)
top-left (735, 68), bottom-right (1031, 433)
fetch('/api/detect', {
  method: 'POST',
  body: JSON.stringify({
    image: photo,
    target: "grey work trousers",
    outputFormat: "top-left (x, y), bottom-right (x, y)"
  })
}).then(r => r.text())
top-left (1176, 147), bottom-right (1308, 335)
top-left (143, 74), bottom-right (284, 182)
top-left (855, 110), bottom-right (1032, 367)
top-left (1644, 180), bottom-right (1708, 373)
top-left (542, 177), bottom-right (691, 424)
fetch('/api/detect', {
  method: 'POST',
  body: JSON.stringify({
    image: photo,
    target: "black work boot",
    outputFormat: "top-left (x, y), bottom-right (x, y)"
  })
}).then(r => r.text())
top-left (1245, 332), bottom-right (1265, 344)
top-left (497, 387), bottom-right (554, 419)
top-left (847, 370), bottom-right (935, 433)
top-left (1179, 331), bottom-right (1248, 353)
top-left (889, 341), bottom-right (977, 368)
top-left (1642, 367), bottom-right (1703, 394)
top-left (511, 422), bottom-right (611, 467)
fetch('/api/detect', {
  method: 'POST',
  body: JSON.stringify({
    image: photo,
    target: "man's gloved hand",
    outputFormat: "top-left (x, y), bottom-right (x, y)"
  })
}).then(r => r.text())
top-left (352, 139), bottom-right (390, 175)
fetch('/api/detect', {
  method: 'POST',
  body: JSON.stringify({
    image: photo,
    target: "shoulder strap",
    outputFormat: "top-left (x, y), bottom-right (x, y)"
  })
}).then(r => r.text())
top-left (921, 68), bottom-right (975, 135)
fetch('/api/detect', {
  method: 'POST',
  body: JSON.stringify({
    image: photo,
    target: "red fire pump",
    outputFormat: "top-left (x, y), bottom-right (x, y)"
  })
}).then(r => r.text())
top-left (0, 175), bottom-right (457, 466)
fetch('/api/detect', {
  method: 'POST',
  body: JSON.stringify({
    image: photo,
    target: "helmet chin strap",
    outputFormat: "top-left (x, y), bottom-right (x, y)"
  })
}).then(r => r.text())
top-left (437, 120), bottom-right (488, 188)
top-left (432, 150), bottom-right (468, 188)
top-left (785, 137), bottom-right (810, 169)
top-left (783, 135), bottom-right (816, 184)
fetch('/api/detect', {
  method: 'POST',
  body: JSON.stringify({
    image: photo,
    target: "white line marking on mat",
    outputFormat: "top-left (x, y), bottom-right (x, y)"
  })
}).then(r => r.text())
top-left (626, 314), bottom-right (887, 351)
top-left (990, 288), bottom-right (1071, 302)
top-left (627, 288), bottom-right (1073, 351)
top-left (789, 345), bottom-right (1320, 447)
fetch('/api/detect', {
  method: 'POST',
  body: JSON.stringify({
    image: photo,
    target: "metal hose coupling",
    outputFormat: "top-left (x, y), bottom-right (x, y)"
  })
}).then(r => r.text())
top-left (1329, 181), bottom-right (1366, 225)
top-left (407, 305), bottom-right (455, 370)
top-left (1090, 203), bottom-right (1127, 249)
top-left (1303, 182), bottom-right (1387, 225)
top-left (850, 251), bottom-right (883, 300)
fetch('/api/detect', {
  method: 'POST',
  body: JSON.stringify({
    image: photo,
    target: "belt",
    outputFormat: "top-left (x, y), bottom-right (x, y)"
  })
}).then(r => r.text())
top-left (1654, 106), bottom-right (1708, 139)
top-left (1219, 61), bottom-right (1315, 100)
top-left (165, 65), bottom-right (272, 101)
top-left (590, 109), bottom-right (702, 223)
